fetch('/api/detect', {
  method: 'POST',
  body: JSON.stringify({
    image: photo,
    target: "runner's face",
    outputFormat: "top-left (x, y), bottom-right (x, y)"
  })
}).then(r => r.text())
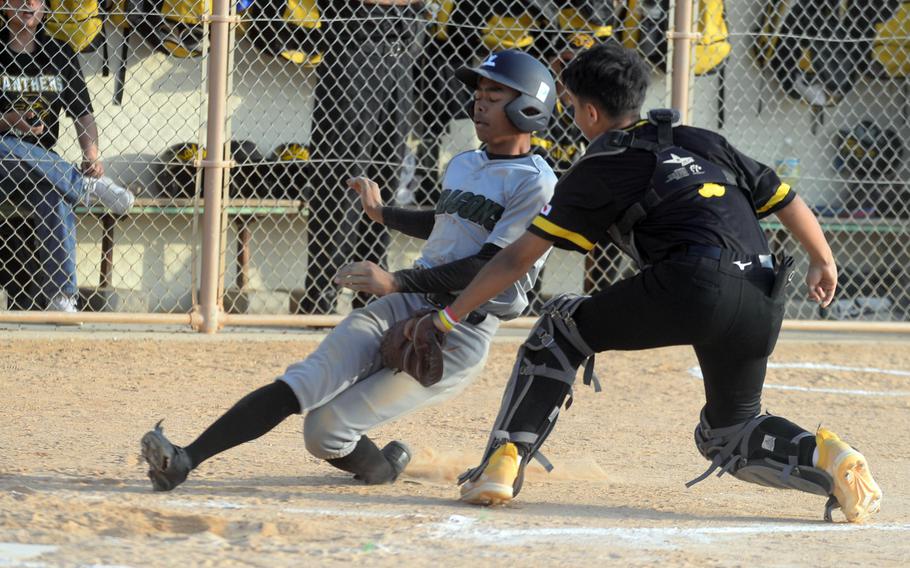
top-left (472, 76), bottom-right (522, 144)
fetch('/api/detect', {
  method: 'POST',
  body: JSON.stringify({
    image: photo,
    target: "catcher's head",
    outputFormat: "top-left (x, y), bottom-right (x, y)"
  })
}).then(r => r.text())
top-left (456, 50), bottom-right (557, 143)
top-left (561, 42), bottom-right (650, 141)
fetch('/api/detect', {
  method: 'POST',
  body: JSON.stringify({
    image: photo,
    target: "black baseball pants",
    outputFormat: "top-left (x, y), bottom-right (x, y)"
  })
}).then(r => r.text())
top-left (510, 248), bottom-right (791, 433)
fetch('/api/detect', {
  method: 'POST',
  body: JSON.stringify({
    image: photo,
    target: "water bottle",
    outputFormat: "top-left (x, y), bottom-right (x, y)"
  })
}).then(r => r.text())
top-left (774, 137), bottom-right (801, 186)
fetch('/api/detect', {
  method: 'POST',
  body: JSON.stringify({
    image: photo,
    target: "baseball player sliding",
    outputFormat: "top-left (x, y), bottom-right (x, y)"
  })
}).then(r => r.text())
top-left (140, 50), bottom-right (559, 490)
top-left (428, 43), bottom-right (879, 524)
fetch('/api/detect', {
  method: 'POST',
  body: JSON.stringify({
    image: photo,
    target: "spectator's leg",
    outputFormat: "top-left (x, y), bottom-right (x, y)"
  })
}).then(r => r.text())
top-left (0, 137), bottom-right (86, 206)
top-left (0, 143), bottom-right (80, 309)
top-left (22, 183), bottom-right (78, 307)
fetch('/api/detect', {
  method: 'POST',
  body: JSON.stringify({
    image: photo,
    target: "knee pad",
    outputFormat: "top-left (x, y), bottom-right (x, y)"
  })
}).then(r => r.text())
top-left (459, 294), bottom-right (600, 495)
top-left (687, 409), bottom-right (835, 505)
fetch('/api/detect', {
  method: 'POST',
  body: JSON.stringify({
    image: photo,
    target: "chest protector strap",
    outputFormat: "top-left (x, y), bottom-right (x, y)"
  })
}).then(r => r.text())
top-left (601, 109), bottom-right (680, 267)
top-left (603, 108), bottom-right (739, 269)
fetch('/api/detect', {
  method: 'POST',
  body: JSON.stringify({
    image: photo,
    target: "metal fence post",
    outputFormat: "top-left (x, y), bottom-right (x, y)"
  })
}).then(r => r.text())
top-left (670, 0), bottom-right (696, 124)
top-left (196, 0), bottom-right (233, 334)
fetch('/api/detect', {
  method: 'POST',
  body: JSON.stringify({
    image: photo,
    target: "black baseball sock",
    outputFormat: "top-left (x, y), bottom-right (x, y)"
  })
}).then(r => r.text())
top-left (184, 381), bottom-right (301, 468)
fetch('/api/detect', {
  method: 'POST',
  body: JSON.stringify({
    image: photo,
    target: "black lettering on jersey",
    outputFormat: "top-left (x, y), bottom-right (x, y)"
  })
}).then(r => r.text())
top-left (436, 189), bottom-right (505, 231)
top-left (458, 194), bottom-right (487, 219)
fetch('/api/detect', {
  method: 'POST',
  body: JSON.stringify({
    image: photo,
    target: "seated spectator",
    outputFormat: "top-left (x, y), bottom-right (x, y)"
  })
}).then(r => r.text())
top-left (0, 0), bottom-right (133, 312)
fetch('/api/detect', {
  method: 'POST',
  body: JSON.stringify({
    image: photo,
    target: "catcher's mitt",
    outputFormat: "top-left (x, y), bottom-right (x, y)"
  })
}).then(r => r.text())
top-left (380, 309), bottom-right (446, 387)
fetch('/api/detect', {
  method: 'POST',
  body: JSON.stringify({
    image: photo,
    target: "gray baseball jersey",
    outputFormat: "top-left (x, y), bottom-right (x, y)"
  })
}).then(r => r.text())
top-left (418, 149), bottom-right (556, 319)
top-left (280, 149), bottom-right (556, 460)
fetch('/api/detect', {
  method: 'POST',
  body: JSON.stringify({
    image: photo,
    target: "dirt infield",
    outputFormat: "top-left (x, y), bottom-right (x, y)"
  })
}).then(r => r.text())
top-left (1, 329), bottom-right (908, 566)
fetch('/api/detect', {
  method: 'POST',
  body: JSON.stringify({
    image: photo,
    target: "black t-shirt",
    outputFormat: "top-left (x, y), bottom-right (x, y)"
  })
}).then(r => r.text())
top-left (528, 120), bottom-right (795, 264)
top-left (0, 29), bottom-right (93, 150)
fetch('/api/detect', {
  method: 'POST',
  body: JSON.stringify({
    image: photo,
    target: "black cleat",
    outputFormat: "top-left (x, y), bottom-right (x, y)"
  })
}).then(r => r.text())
top-left (382, 440), bottom-right (412, 483)
top-left (352, 440), bottom-right (412, 484)
top-left (140, 420), bottom-right (192, 491)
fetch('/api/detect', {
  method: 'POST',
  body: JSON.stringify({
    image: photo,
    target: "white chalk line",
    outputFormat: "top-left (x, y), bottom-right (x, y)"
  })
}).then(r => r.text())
top-left (26, 494), bottom-right (910, 555)
top-left (427, 515), bottom-right (910, 548)
top-left (0, 542), bottom-right (56, 566)
top-left (687, 362), bottom-right (910, 397)
top-left (160, 499), bottom-right (910, 549)
top-left (766, 362), bottom-right (910, 377)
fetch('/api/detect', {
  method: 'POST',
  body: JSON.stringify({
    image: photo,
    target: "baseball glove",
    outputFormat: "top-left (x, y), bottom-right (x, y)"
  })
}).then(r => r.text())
top-left (380, 309), bottom-right (446, 387)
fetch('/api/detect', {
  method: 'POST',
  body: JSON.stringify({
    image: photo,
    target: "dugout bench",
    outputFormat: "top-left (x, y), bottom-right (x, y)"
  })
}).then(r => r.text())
top-left (0, 196), bottom-right (306, 312)
top-left (762, 218), bottom-right (910, 320)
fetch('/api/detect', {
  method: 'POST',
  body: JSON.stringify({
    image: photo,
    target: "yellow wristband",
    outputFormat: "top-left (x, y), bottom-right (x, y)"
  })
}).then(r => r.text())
top-left (437, 308), bottom-right (456, 331)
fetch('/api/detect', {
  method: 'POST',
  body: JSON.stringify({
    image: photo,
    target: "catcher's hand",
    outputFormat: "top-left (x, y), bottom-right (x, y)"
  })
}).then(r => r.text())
top-left (380, 310), bottom-right (446, 387)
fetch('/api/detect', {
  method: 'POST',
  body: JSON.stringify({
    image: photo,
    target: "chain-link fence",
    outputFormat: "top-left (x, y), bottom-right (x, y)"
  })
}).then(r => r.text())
top-left (691, 0), bottom-right (910, 321)
top-left (0, 0), bottom-right (907, 328)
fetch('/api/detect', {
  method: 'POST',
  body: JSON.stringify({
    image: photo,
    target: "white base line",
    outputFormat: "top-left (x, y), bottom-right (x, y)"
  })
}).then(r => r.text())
top-left (161, 501), bottom-right (910, 548)
top-left (687, 362), bottom-right (910, 397)
top-left (0, 542), bottom-right (57, 564)
top-left (51, 493), bottom-right (907, 552)
top-left (428, 515), bottom-right (910, 547)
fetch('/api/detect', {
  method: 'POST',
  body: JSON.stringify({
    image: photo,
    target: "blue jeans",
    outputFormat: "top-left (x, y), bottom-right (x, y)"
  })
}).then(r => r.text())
top-left (0, 135), bottom-right (88, 300)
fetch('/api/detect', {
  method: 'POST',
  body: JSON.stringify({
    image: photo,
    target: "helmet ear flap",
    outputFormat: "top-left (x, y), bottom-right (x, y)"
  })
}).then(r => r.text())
top-left (505, 93), bottom-right (552, 133)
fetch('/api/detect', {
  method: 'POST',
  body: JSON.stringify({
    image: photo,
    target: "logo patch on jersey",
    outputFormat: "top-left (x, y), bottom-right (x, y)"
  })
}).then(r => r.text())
top-left (436, 189), bottom-right (505, 231)
top-left (733, 260), bottom-right (753, 271)
top-left (666, 167), bottom-right (690, 183)
top-left (540, 204), bottom-right (552, 216)
top-left (663, 153), bottom-right (695, 167)
top-left (697, 183), bottom-right (726, 198)
top-left (689, 163), bottom-right (704, 174)
top-left (481, 54), bottom-right (498, 68)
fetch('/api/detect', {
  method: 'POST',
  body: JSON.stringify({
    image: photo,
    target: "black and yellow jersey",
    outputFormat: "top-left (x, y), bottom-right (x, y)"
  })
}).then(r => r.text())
top-left (528, 114), bottom-right (794, 266)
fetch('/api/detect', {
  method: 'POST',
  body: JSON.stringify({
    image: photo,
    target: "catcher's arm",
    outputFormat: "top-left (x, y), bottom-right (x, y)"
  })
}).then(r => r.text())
top-left (347, 176), bottom-right (385, 223)
top-left (773, 195), bottom-right (837, 307)
top-left (441, 231), bottom-right (552, 328)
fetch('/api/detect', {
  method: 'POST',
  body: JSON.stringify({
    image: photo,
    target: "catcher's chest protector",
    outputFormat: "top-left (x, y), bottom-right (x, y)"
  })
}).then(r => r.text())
top-left (596, 109), bottom-right (737, 268)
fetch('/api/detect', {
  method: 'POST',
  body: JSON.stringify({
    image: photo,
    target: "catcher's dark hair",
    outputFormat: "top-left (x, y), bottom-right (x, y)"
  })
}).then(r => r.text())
top-left (561, 41), bottom-right (650, 119)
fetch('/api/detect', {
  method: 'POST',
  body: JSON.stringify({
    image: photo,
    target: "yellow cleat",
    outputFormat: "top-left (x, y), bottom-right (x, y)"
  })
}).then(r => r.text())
top-left (816, 428), bottom-right (883, 523)
top-left (460, 443), bottom-right (520, 506)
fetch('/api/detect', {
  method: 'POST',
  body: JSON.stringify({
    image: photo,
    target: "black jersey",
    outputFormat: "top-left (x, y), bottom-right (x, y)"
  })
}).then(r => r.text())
top-left (0, 30), bottom-right (93, 150)
top-left (528, 118), bottom-right (794, 265)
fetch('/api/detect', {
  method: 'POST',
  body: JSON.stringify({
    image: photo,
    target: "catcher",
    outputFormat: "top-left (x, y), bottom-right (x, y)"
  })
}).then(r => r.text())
top-left (139, 50), bottom-right (558, 489)
top-left (435, 43), bottom-right (881, 523)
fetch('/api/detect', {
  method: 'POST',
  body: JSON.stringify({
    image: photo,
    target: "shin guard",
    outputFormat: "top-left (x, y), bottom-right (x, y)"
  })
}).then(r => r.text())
top-left (687, 408), bottom-right (838, 519)
top-left (458, 294), bottom-right (600, 496)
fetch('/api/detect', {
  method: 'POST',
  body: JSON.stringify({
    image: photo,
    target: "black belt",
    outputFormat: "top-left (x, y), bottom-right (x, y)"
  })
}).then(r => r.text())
top-left (425, 293), bottom-right (487, 326)
top-left (667, 244), bottom-right (774, 270)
